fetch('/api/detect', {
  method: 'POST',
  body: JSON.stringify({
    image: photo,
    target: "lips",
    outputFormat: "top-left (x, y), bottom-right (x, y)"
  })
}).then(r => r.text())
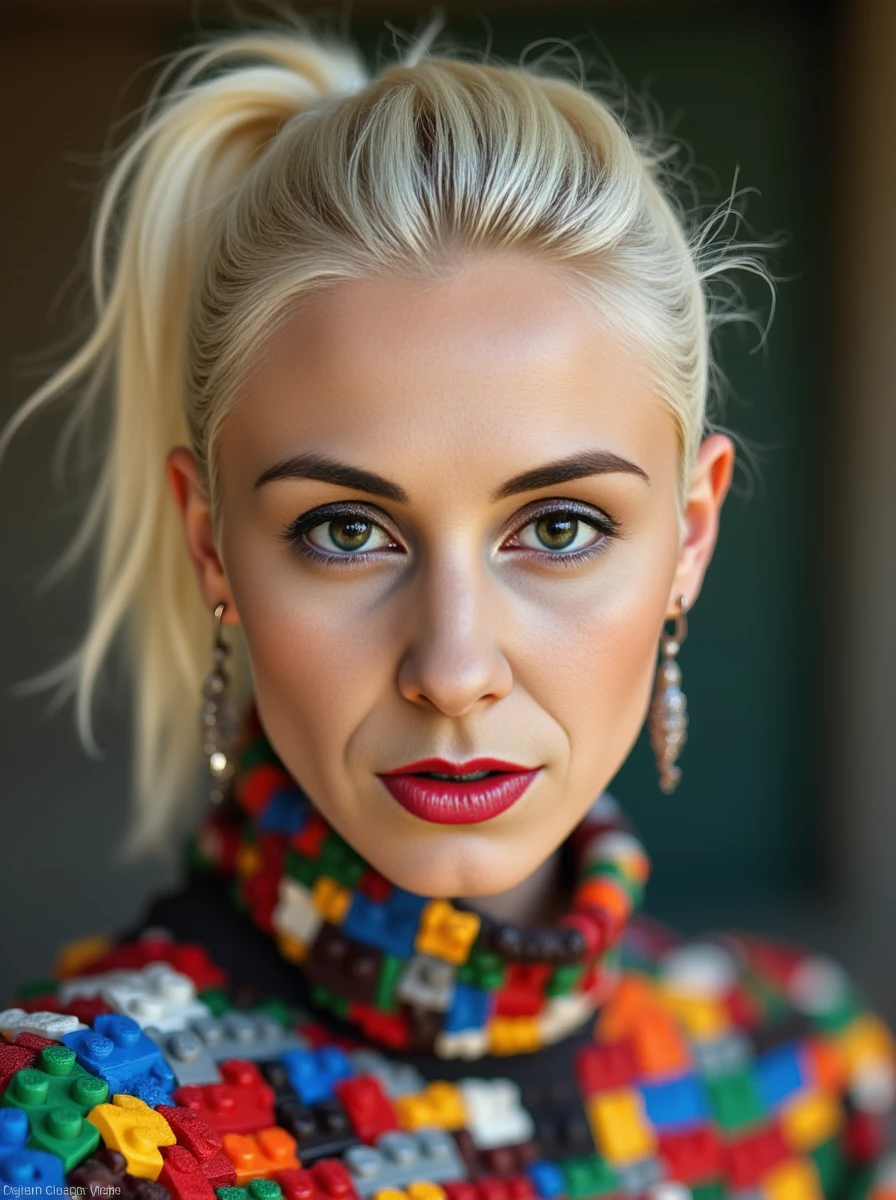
top-left (377, 757), bottom-right (541, 825)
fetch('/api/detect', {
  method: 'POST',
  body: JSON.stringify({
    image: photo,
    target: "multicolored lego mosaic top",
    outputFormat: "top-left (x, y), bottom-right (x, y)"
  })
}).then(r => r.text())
top-left (3, 921), bottom-right (896, 1200)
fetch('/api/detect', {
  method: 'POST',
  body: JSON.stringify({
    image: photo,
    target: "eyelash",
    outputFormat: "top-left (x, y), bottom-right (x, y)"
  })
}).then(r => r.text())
top-left (279, 500), bottom-right (621, 569)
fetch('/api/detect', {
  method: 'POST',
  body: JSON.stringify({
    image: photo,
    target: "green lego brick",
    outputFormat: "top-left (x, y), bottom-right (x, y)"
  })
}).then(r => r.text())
top-left (705, 1068), bottom-right (766, 1132)
top-left (692, 1183), bottom-right (727, 1200)
top-left (216, 1182), bottom-right (284, 1200)
top-left (198, 987), bottom-right (233, 1017)
top-left (13, 980), bottom-right (57, 1000)
top-left (285, 850), bottom-right (319, 889)
top-left (242, 736), bottom-right (280, 770)
top-left (561, 1154), bottom-right (619, 1199)
top-left (310, 984), bottom-right (351, 1020)
top-left (374, 954), bottom-right (404, 1013)
top-left (252, 997), bottom-right (294, 1028)
top-left (811, 1136), bottom-right (847, 1194)
top-left (2, 1048), bottom-right (109, 1171)
top-left (811, 991), bottom-right (866, 1035)
top-left (545, 963), bottom-right (586, 998)
top-left (457, 948), bottom-right (505, 991)
top-left (317, 832), bottom-right (366, 889)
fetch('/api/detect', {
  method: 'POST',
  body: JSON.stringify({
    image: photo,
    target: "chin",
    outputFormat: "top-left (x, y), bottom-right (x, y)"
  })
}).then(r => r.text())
top-left (371, 836), bottom-right (529, 900)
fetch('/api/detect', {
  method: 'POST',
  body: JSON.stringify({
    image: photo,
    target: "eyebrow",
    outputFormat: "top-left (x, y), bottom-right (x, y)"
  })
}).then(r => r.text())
top-left (254, 447), bottom-right (649, 502)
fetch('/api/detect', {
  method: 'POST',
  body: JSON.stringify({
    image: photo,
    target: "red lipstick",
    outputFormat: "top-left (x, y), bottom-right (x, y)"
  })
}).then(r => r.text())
top-left (377, 757), bottom-right (540, 825)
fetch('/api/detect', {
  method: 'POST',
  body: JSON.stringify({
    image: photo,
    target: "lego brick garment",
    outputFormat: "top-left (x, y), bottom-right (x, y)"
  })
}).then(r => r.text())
top-left (5, 710), bottom-right (896, 1199)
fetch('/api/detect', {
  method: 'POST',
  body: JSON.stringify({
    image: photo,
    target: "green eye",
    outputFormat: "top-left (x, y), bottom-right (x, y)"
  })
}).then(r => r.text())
top-left (534, 514), bottom-right (578, 550)
top-left (305, 516), bottom-right (394, 554)
top-left (516, 510), bottom-right (603, 554)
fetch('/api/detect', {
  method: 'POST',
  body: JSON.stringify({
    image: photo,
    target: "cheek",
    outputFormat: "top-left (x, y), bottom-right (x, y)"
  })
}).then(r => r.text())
top-left (510, 537), bottom-right (677, 780)
top-left (220, 525), bottom-right (395, 768)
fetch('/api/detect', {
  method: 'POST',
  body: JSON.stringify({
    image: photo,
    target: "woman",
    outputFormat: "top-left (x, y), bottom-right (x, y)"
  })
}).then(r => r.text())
top-left (2, 17), bottom-right (894, 1199)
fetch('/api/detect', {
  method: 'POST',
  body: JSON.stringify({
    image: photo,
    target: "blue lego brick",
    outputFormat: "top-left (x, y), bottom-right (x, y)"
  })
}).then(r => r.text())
top-left (0, 1109), bottom-right (29, 1162)
top-left (527, 1159), bottom-right (566, 1199)
top-left (257, 787), bottom-right (312, 834)
top-left (639, 1073), bottom-right (711, 1131)
top-left (341, 889), bottom-right (427, 959)
top-left (755, 1044), bottom-right (806, 1109)
top-left (0, 1147), bottom-right (66, 1193)
top-left (280, 1045), bottom-right (355, 1106)
top-left (62, 1013), bottom-right (176, 1100)
top-left (444, 983), bottom-right (490, 1033)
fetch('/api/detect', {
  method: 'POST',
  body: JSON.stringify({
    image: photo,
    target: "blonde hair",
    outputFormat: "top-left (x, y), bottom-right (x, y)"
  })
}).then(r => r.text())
top-left (0, 16), bottom-right (772, 856)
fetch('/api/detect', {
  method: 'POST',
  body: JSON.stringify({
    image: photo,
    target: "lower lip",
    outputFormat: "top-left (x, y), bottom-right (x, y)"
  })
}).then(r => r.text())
top-left (377, 770), bottom-right (541, 825)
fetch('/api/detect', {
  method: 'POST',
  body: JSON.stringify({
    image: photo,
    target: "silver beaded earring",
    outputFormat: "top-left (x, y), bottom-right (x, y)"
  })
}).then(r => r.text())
top-left (201, 601), bottom-right (238, 805)
top-left (649, 595), bottom-right (689, 794)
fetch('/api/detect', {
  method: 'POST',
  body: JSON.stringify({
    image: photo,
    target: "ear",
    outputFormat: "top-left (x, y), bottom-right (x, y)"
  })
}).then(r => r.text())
top-left (166, 446), bottom-right (241, 625)
top-left (667, 433), bottom-right (735, 614)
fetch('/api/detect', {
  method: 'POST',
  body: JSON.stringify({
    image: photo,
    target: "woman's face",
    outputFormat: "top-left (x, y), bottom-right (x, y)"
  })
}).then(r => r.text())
top-left (170, 252), bottom-right (733, 898)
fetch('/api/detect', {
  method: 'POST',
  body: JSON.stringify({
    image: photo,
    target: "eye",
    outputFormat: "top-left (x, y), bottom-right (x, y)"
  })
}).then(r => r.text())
top-left (305, 514), bottom-right (396, 554)
top-left (512, 508), bottom-right (607, 555)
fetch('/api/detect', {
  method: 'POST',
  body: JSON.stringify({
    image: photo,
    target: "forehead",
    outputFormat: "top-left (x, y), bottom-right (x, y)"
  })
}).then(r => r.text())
top-left (224, 253), bottom-right (677, 488)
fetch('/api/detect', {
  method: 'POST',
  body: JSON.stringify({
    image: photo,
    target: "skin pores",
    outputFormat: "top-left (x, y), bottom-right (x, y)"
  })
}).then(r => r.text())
top-left (170, 252), bottom-right (733, 899)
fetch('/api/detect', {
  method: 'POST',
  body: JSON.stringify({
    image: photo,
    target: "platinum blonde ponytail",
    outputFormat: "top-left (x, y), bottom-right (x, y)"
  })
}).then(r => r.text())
top-left (1, 19), bottom-right (771, 855)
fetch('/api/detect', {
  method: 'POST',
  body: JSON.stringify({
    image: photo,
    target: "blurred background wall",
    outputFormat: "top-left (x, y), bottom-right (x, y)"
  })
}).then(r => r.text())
top-left (0, 0), bottom-right (893, 1006)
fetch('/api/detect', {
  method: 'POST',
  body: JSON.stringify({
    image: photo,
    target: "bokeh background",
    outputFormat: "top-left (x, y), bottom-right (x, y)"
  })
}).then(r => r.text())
top-left (1, 0), bottom-right (893, 1008)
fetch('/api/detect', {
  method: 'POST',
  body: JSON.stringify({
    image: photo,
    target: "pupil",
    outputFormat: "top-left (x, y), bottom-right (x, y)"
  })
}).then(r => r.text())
top-left (331, 518), bottom-right (371, 551)
top-left (536, 513), bottom-right (577, 550)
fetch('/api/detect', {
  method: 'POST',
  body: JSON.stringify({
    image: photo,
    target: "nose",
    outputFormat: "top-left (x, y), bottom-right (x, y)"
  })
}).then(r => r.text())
top-left (397, 554), bottom-right (513, 718)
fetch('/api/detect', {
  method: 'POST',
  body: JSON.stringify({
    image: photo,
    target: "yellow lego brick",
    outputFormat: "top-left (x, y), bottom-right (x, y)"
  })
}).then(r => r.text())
top-left (414, 901), bottom-right (480, 965)
top-left (837, 1014), bottom-right (896, 1075)
top-left (373, 1189), bottom-right (447, 1200)
top-left (586, 1088), bottom-right (656, 1166)
top-left (394, 1082), bottom-right (467, 1131)
top-left (489, 1017), bottom-right (542, 1055)
top-left (780, 1088), bottom-right (842, 1152)
top-left (87, 1094), bottom-right (176, 1180)
top-left (236, 843), bottom-right (262, 878)
top-left (658, 987), bottom-right (730, 1041)
top-left (762, 1158), bottom-right (824, 1200)
top-left (407, 1186), bottom-right (447, 1200)
top-left (275, 931), bottom-right (309, 964)
top-left (311, 876), bottom-right (351, 924)
top-left (52, 935), bottom-right (113, 980)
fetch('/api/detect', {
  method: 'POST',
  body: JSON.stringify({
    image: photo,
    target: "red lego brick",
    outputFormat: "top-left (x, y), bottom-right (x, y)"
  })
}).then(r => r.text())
top-left (239, 763), bottom-right (294, 816)
top-left (657, 1125), bottom-right (724, 1184)
top-left (275, 1158), bottom-right (361, 1200)
top-left (494, 966), bottom-right (551, 1019)
top-left (334, 1075), bottom-right (399, 1143)
top-left (290, 813), bottom-right (329, 859)
top-left (347, 1004), bottom-right (410, 1051)
top-left (846, 1111), bottom-right (887, 1163)
top-left (0, 1043), bottom-right (38, 1091)
top-left (723, 985), bottom-right (761, 1031)
top-left (173, 1059), bottom-right (276, 1135)
top-left (724, 1121), bottom-right (790, 1190)
top-left (575, 1037), bottom-right (639, 1096)
top-left (13, 1032), bottom-right (59, 1053)
top-left (156, 1104), bottom-right (223, 1163)
top-left (357, 869), bottom-right (392, 903)
top-left (157, 1144), bottom-right (217, 1200)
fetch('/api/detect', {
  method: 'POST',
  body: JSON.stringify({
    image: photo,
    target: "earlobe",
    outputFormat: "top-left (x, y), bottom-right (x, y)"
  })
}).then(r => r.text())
top-left (668, 433), bottom-right (735, 613)
top-left (166, 446), bottom-right (239, 623)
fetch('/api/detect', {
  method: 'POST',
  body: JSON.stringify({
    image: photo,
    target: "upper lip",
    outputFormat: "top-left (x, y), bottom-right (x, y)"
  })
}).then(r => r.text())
top-left (379, 757), bottom-right (536, 776)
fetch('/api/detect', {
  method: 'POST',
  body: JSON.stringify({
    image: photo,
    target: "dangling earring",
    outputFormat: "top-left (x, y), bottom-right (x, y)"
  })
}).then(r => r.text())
top-left (201, 601), bottom-right (238, 805)
top-left (649, 595), bottom-right (689, 794)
